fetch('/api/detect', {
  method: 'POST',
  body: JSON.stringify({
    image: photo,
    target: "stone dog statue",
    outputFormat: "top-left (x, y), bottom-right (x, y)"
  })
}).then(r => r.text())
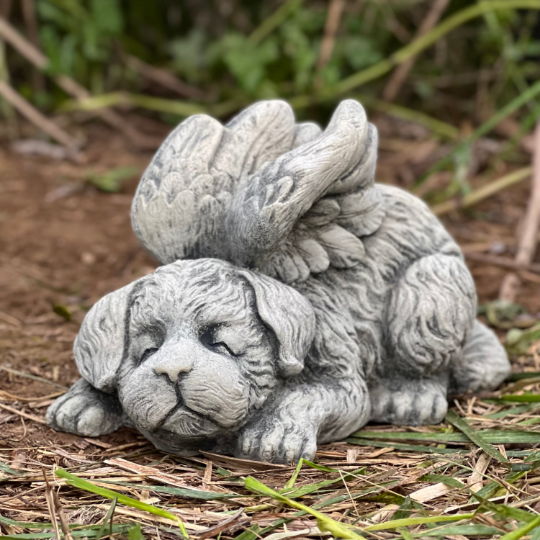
top-left (47, 100), bottom-right (510, 463)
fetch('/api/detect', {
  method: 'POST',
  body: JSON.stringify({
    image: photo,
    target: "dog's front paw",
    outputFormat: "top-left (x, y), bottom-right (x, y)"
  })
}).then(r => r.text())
top-left (236, 416), bottom-right (318, 464)
top-left (46, 379), bottom-right (124, 437)
top-left (369, 378), bottom-right (448, 426)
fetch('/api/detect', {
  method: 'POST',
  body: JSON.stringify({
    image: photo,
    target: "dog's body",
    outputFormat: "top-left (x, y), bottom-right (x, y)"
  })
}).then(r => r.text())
top-left (47, 100), bottom-right (510, 463)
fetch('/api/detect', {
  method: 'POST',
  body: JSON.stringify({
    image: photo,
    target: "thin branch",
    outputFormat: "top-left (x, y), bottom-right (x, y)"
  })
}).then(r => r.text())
top-left (316, 0), bottom-right (346, 71)
top-left (383, 0), bottom-right (450, 101)
top-left (288, 0), bottom-right (540, 107)
top-left (125, 55), bottom-right (207, 100)
top-left (249, 0), bottom-right (302, 45)
top-left (499, 121), bottom-right (540, 301)
top-left (0, 79), bottom-right (79, 149)
top-left (0, 16), bottom-right (159, 149)
top-left (21, 0), bottom-right (44, 91)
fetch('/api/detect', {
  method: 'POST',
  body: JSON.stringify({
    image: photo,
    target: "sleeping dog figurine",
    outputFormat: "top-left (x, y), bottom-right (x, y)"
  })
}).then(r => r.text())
top-left (47, 100), bottom-right (510, 463)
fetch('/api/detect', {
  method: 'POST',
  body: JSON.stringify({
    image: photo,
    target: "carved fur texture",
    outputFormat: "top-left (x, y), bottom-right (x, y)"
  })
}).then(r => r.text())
top-left (47, 100), bottom-right (511, 463)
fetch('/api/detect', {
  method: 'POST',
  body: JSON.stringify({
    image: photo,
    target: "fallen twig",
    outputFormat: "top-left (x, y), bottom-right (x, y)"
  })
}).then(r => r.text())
top-left (0, 403), bottom-right (46, 425)
top-left (464, 252), bottom-right (540, 274)
top-left (499, 121), bottom-right (540, 302)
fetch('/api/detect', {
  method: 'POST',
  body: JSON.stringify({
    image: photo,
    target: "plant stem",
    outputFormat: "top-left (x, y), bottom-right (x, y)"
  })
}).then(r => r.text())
top-left (249, 0), bottom-right (303, 46)
top-left (431, 167), bottom-right (532, 216)
top-left (289, 0), bottom-right (540, 108)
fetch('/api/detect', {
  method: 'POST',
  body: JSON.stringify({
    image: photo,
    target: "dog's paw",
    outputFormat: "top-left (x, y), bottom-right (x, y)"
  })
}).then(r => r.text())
top-left (235, 417), bottom-right (318, 464)
top-left (369, 378), bottom-right (448, 426)
top-left (46, 379), bottom-right (123, 437)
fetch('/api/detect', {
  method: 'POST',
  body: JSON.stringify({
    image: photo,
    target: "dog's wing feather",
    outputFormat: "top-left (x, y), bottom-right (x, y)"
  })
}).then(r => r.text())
top-left (131, 99), bottom-right (385, 281)
top-left (228, 100), bottom-right (385, 283)
top-left (131, 101), bottom-right (296, 264)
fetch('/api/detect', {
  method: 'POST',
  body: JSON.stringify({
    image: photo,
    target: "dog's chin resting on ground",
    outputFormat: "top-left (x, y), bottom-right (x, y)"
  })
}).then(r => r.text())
top-left (47, 99), bottom-right (511, 464)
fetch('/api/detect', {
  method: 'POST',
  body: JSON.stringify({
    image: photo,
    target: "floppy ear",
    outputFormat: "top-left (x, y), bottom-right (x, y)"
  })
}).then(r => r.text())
top-left (74, 279), bottom-right (141, 393)
top-left (240, 270), bottom-right (316, 377)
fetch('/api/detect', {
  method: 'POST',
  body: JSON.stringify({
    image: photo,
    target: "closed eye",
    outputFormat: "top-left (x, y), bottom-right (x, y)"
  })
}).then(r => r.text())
top-left (140, 348), bottom-right (159, 364)
top-left (211, 341), bottom-right (237, 357)
top-left (200, 327), bottom-right (239, 357)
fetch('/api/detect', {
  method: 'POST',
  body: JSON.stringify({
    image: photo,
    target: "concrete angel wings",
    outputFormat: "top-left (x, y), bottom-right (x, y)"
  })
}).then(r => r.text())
top-left (47, 100), bottom-right (511, 463)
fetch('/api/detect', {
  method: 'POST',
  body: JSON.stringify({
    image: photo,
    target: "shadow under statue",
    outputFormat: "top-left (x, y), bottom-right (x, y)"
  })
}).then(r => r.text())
top-left (47, 100), bottom-right (510, 464)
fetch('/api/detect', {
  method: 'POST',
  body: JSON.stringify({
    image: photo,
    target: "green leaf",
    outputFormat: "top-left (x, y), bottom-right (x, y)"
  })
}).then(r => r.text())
top-left (52, 303), bottom-right (71, 321)
top-left (90, 0), bottom-right (123, 34)
top-left (85, 167), bottom-right (139, 193)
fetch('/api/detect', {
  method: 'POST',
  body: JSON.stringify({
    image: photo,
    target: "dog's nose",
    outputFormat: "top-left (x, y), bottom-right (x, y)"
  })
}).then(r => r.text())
top-left (154, 357), bottom-right (192, 383)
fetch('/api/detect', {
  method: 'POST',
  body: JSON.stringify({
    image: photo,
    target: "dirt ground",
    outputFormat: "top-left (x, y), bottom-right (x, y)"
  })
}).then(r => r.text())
top-left (0, 119), bottom-right (539, 538)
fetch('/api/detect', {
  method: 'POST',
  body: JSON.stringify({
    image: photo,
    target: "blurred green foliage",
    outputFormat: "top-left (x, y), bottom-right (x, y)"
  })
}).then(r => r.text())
top-left (4, 0), bottom-right (540, 126)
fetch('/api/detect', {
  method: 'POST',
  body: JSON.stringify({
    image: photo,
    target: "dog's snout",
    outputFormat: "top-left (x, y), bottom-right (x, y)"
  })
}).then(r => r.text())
top-left (154, 357), bottom-right (193, 383)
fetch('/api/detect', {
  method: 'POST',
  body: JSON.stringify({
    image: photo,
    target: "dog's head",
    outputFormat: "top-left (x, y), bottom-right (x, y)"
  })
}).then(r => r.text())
top-left (73, 259), bottom-right (315, 454)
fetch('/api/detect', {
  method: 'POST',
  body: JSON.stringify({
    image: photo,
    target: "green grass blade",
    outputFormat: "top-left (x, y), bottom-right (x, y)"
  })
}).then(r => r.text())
top-left (0, 515), bottom-right (52, 530)
top-left (288, 0), bottom-right (540, 102)
top-left (349, 429), bottom-right (539, 444)
top-left (346, 437), bottom-right (466, 454)
top-left (485, 404), bottom-right (539, 419)
top-left (415, 81), bottom-right (540, 185)
top-left (95, 497), bottom-right (117, 540)
top-left (283, 458), bottom-right (304, 490)
top-left (471, 492), bottom-right (538, 523)
top-left (446, 411), bottom-right (508, 463)
top-left (282, 468), bottom-right (365, 499)
top-left (499, 515), bottom-right (540, 540)
top-left (363, 513), bottom-right (475, 532)
top-left (507, 372), bottom-right (540, 382)
top-left (245, 476), bottom-right (366, 539)
top-left (0, 524), bottom-right (132, 539)
top-left (55, 468), bottom-right (188, 538)
top-left (99, 480), bottom-right (238, 500)
top-left (420, 474), bottom-right (465, 489)
top-left (416, 524), bottom-right (503, 536)
top-left (0, 461), bottom-right (26, 476)
top-left (128, 524), bottom-right (145, 540)
top-left (500, 394), bottom-right (540, 403)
